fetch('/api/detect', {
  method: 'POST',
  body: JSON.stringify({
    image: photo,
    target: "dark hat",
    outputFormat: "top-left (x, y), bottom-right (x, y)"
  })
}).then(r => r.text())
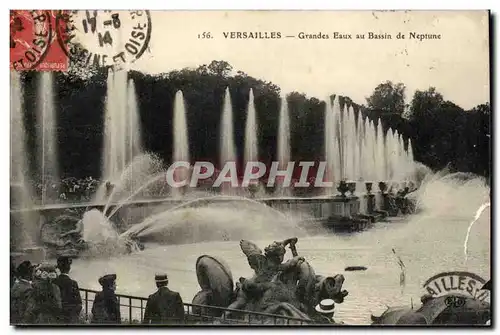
top-left (57, 256), bottom-right (72, 268)
top-left (98, 274), bottom-right (117, 286)
top-left (16, 261), bottom-right (34, 278)
top-left (155, 273), bottom-right (168, 283)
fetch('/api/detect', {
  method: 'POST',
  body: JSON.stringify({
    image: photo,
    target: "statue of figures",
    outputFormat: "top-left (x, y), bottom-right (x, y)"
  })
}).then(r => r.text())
top-left (193, 239), bottom-right (349, 323)
top-left (240, 238), bottom-right (305, 283)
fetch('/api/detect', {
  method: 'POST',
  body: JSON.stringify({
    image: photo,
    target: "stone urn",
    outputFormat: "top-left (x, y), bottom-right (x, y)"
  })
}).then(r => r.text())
top-left (337, 180), bottom-right (349, 197)
top-left (365, 182), bottom-right (373, 194)
top-left (378, 181), bottom-right (387, 194)
top-left (347, 182), bottom-right (356, 196)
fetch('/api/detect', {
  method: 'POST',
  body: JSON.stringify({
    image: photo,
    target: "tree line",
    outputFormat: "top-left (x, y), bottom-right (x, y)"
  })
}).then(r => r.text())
top-left (19, 60), bottom-right (490, 181)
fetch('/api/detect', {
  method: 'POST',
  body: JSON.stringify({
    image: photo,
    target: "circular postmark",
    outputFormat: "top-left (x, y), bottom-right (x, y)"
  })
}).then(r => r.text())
top-left (10, 10), bottom-right (53, 70)
top-left (55, 10), bottom-right (152, 69)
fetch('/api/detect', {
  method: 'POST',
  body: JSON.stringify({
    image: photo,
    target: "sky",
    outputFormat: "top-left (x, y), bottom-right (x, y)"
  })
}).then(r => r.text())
top-left (77, 10), bottom-right (490, 109)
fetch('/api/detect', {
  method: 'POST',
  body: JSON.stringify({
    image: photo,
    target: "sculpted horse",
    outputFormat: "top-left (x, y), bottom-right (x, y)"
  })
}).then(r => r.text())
top-left (192, 238), bottom-right (348, 324)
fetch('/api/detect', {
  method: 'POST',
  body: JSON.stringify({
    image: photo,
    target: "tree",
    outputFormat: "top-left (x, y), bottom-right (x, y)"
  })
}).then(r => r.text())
top-left (408, 87), bottom-right (444, 121)
top-left (366, 81), bottom-right (406, 115)
top-left (207, 60), bottom-right (233, 77)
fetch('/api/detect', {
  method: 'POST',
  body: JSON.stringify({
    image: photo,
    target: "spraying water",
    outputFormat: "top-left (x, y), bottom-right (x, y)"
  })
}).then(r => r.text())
top-left (219, 88), bottom-right (237, 195)
top-left (102, 70), bottom-right (143, 184)
top-left (324, 97), bottom-right (336, 195)
top-left (172, 90), bottom-right (190, 198)
top-left (244, 89), bottom-right (258, 166)
top-left (11, 72), bottom-right (38, 249)
top-left (463, 202), bottom-right (490, 264)
top-left (37, 72), bottom-right (58, 205)
top-left (276, 96), bottom-right (291, 196)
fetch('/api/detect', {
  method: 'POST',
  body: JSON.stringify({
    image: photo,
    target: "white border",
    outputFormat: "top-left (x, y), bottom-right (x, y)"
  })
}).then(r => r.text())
top-left (2, 1), bottom-right (497, 334)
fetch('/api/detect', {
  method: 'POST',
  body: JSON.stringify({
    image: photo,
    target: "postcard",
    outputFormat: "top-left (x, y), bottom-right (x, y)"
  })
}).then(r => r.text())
top-left (10, 10), bottom-right (491, 326)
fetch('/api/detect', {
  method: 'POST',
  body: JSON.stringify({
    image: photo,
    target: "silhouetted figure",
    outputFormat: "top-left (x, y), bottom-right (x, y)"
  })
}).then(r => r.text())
top-left (91, 274), bottom-right (121, 324)
top-left (10, 261), bottom-right (34, 324)
top-left (142, 274), bottom-right (185, 324)
top-left (24, 264), bottom-right (62, 324)
top-left (54, 257), bottom-right (82, 324)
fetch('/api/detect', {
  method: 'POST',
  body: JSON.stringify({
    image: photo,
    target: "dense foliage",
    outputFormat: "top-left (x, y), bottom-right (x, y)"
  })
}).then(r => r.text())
top-left (19, 61), bottom-right (490, 181)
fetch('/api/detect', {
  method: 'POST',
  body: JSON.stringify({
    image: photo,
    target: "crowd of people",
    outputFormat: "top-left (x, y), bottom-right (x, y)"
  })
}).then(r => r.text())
top-left (10, 256), bottom-right (187, 325)
top-left (11, 254), bottom-right (340, 325)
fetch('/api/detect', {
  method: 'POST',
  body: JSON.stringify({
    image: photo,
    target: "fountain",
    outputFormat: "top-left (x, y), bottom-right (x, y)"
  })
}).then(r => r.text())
top-left (324, 97), bottom-right (336, 196)
top-left (11, 81), bottom-right (424, 263)
top-left (219, 87), bottom-right (237, 195)
top-left (37, 72), bottom-right (59, 205)
top-left (11, 72), bottom-right (39, 253)
top-left (172, 90), bottom-right (190, 198)
top-left (276, 96), bottom-right (291, 196)
top-left (102, 70), bottom-right (143, 187)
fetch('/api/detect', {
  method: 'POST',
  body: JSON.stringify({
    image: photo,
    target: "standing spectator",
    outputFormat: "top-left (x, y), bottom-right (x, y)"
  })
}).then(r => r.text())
top-left (10, 261), bottom-right (34, 324)
top-left (91, 274), bottom-right (121, 324)
top-left (142, 274), bottom-right (185, 325)
top-left (24, 264), bottom-right (62, 324)
top-left (54, 257), bottom-right (82, 324)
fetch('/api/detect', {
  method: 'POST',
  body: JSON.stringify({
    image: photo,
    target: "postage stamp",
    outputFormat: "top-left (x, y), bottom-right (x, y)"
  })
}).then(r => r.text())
top-left (9, 10), bottom-right (491, 327)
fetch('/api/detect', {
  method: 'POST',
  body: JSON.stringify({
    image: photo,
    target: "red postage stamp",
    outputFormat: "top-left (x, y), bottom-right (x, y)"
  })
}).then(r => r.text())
top-left (10, 10), bottom-right (69, 71)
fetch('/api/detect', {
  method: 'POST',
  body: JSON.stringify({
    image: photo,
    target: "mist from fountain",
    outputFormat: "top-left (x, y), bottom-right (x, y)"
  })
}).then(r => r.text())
top-left (102, 70), bottom-right (143, 186)
top-left (102, 153), bottom-right (166, 215)
top-left (276, 96), bottom-right (291, 196)
top-left (121, 197), bottom-right (307, 245)
top-left (172, 90), bottom-right (190, 198)
top-left (37, 72), bottom-right (59, 205)
top-left (11, 72), bottom-right (38, 249)
top-left (220, 87), bottom-right (237, 195)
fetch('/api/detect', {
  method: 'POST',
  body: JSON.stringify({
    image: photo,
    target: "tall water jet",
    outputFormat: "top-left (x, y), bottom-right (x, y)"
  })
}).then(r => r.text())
top-left (375, 119), bottom-right (386, 181)
top-left (172, 90), bottom-right (190, 198)
top-left (276, 96), bottom-right (291, 196)
top-left (220, 87), bottom-right (237, 195)
top-left (127, 78), bottom-right (144, 192)
top-left (11, 72), bottom-right (38, 249)
top-left (102, 70), bottom-right (143, 187)
top-left (324, 97), bottom-right (336, 196)
top-left (332, 98), bottom-right (342, 183)
top-left (37, 72), bottom-right (59, 205)
top-left (244, 89), bottom-right (258, 167)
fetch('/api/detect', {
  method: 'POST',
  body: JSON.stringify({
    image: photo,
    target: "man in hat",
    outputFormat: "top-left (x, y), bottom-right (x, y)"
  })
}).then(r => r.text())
top-left (10, 261), bottom-right (34, 324)
top-left (314, 299), bottom-right (336, 324)
top-left (91, 274), bottom-right (121, 324)
top-left (53, 256), bottom-right (82, 324)
top-left (142, 274), bottom-right (185, 325)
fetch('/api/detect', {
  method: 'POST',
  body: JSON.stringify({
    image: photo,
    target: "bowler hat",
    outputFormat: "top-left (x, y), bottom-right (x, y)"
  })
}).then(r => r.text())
top-left (155, 273), bottom-right (168, 283)
top-left (315, 299), bottom-right (335, 314)
top-left (98, 274), bottom-right (117, 286)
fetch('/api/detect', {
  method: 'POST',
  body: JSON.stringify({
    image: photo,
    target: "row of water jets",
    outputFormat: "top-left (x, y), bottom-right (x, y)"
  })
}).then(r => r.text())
top-left (10, 70), bottom-right (418, 209)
